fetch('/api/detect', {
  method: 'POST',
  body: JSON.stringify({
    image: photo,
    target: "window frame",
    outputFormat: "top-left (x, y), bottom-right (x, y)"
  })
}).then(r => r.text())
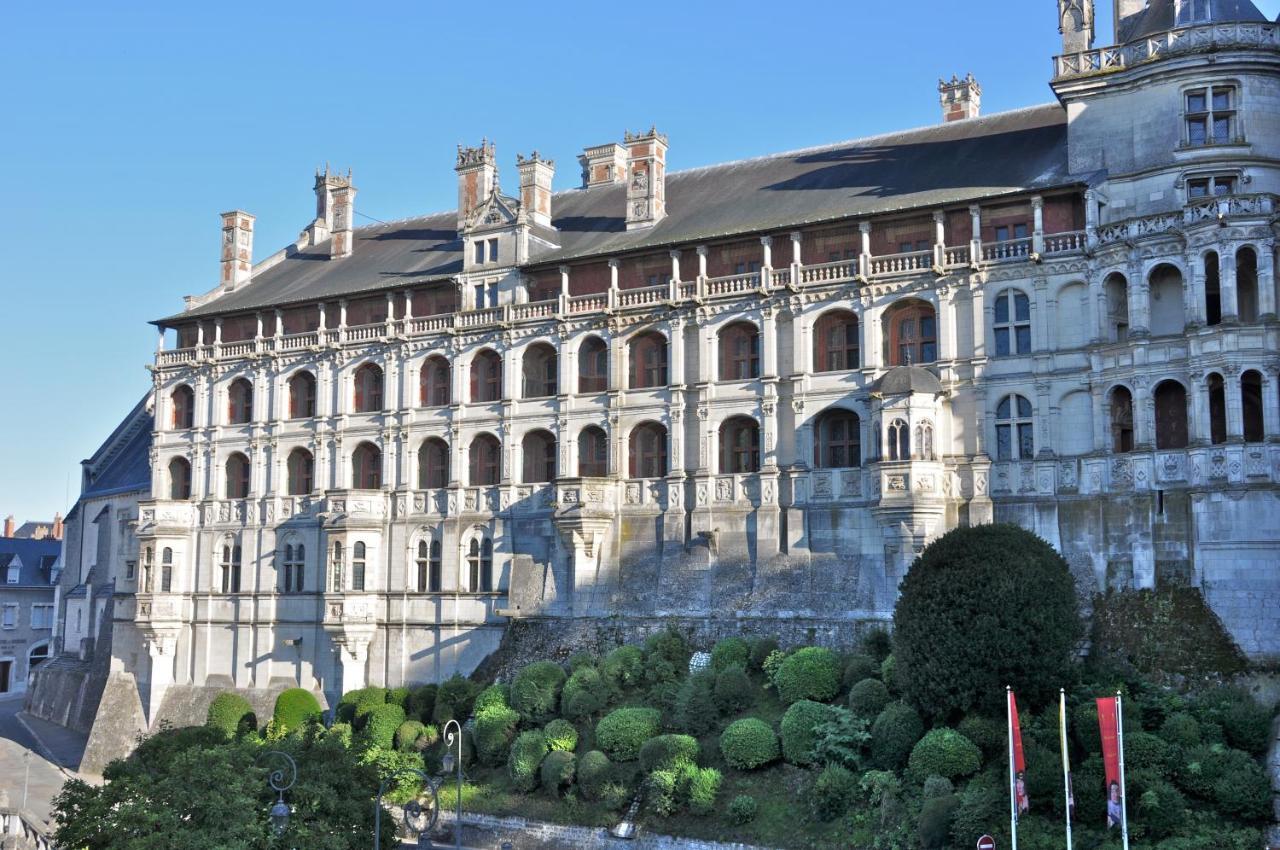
top-left (353, 363), bottom-right (384, 413)
top-left (577, 337), bottom-right (608, 394)
top-left (288, 371), bottom-right (317, 419)
top-left (420, 356), bottom-right (451, 407)
top-left (521, 430), bottom-right (557, 484)
top-left (628, 332), bottom-right (668, 389)
top-left (719, 417), bottom-right (761, 474)
top-left (1183, 84), bottom-right (1239, 147)
top-left (813, 310), bottom-right (860, 373)
top-left (719, 322), bottom-right (761, 381)
top-left (578, 426), bottom-right (609, 477)
top-left (995, 394), bottom-right (1035, 461)
top-left (225, 453), bottom-right (251, 499)
top-left (351, 442), bottom-right (383, 490)
top-left (468, 435), bottom-right (501, 486)
top-left (418, 439), bottom-right (450, 489)
top-left (993, 288), bottom-right (1033, 357)
top-left (813, 409), bottom-right (862, 469)
top-left (227, 378), bottom-right (253, 425)
top-left (521, 343), bottom-right (558, 398)
top-left (469, 349), bottom-right (503, 403)
top-left (171, 385), bottom-right (195, 430)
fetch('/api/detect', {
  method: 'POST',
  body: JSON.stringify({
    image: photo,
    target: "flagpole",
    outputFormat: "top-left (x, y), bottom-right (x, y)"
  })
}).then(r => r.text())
top-left (1007, 685), bottom-right (1018, 850)
top-left (1116, 691), bottom-right (1130, 850)
top-left (1060, 689), bottom-right (1073, 850)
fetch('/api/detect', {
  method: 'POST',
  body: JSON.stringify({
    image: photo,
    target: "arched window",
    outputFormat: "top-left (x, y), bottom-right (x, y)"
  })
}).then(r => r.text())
top-left (719, 417), bottom-right (760, 474)
top-left (171, 385), bottom-right (194, 429)
top-left (353, 363), bottom-right (384, 413)
top-left (1207, 373), bottom-right (1227, 445)
top-left (1242, 370), bottom-right (1264, 442)
top-left (281, 543), bottom-right (304, 593)
top-left (28, 643), bottom-right (49, 672)
top-left (289, 371), bottom-right (316, 419)
top-left (993, 289), bottom-right (1032, 356)
top-left (351, 541), bottom-right (367, 591)
top-left (351, 442), bottom-right (382, 489)
top-left (1110, 387), bottom-right (1134, 453)
top-left (813, 310), bottom-right (859, 373)
top-left (470, 349), bottom-right (503, 403)
top-left (522, 430), bottom-right (557, 483)
top-left (1204, 252), bottom-right (1221, 326)
top-left (628, 331), bottom-right (668, 389)
top-left (578, 336), bottom-right (608, 394)
top-left (996, 395), bottom-right (1034, 460)
top-left (225, 453), bottom-right (250, 499)
top-left (220, 542), bottom-right (242, 594)
top-left (469, 434), bottom-right (501, 486)
top-left (227, 378), bottom-right (253, 424)
top-left (286, 448), bottom-right (313, 495)
top-left (420, 356), bottom-right (451, 407)
top-left (330, 541), bottom-right (344, 592)
top-left (1148, 265), bottom-right (1186, 336)
top-left (141, 546), bottom-right (153, 592)
top-left (168, 457), bottom-right (191, 500)
top-left (416, 539), bottom-right (442, 593)
top-left (887, 419), bottom-right (909, 461)
top-left (418, 438), bottom-right (450, 489)
top-left (160, 547), bottom-right (173, 593)
top-left (467, 536), bottom-right (494, 592)
top-left (719, 322), bottom-right (760, 381)
top-left (914, 421), bottom-right (935, 461)
top-left (522, 343), bottom-right (558, 398)
top-left (813, 409), bottom-right (861, 469)
top-left (629, 422), bottom-right (668, 478)
top-left (1237, 246), bottom-right (1259, 323)
top-left (1154, 380), bottom-right (1189, 449)
top-left (1105, 272), bottom-right (1130, 342)
top-left (886, 301), bottom-right (937, 366)
top-left (578, 426), bottom-right (608, 477)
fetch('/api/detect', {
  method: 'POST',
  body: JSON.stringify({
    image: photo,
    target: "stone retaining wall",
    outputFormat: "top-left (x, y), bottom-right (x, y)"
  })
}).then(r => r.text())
top-left (437, 811), bottom-right (774, 850)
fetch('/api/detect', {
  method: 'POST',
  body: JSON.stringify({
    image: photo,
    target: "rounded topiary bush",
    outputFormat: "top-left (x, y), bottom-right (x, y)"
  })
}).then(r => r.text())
top-left (473, 706), bottom-right (520, 766)
top-left (543, 718), bottom-right (578, 753)
top-left (365, 703), bottom-right (407, 750)
top-left (674, 672), bottom-right (719, 736)
top-left (748, 637), bottom-right (780, 672)
top-left (271, 688), bottom-right (321, 735)
top-left (710, 637), bottom-right (750, 672)
top-left (713, 665), bottom-right (754, 715)
top-left (577, 750), bottom-right (612, 800)
top-left (394, 720), bottom-right (426, 752)
top-left (432, 674), bottom-right (480, 725)
top-left (848, 678), bottom-right (891, 719)
top-left (811, 764), bottom-right (859, 821)
top-left (639, 734), bottom-right (700, 773)
top-left (729, 793), bottom-right (758, 824)
top-left (871, 701), bottom-right (924, 770)
top-left (642, 628), bottom-right (691, 684)
top-left (206, 692), bottom-right (256, 738)
top-left (719, 718), bottom-right (780, 770)
top-left (560, 665), bottom-right (609, 721)
top-left (510, 661), bottom-right (567, 725)
top-left (774, 646), bottom-right (841, 705)
top-left (473, 683), bottom-right (509, 714)
top-left (596, 707), bottom-right (661, 762)
top-left (540, 750), bottom-right (576, 797)
top-left (508, 729), bottom-right (548, 792)
top-left (780, 700), bottom-right (836, 765)
top-left (894, 524), bottom-right (1081, 722)
top-left (386, 686), bottom-right (410, 708)
top-left (956, 714), bottom-right (1005, 760)
top-left (1158, 712), bottom-right (1202, 750)
top-left (602, 645), bottom-right (645, 692)
top-left (842, 654), bottom-right (880, 690)
top-left (340, 686), bottom-right (388, 726)
top-left (907, 728), bottom-right (982, 781)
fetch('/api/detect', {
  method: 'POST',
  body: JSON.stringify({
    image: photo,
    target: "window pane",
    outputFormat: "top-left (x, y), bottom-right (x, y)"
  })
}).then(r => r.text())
top-left (994, 328), bottom-right (1010, 356)
top-left (1186, 92), bottom-right (1206, 113)
top-left (1211, 88), bottom-right (1231, 110)
top-left (997, 397), bottom-right (1011, 419)
top-left (1187, 118), bottom-right (1207, 145)
top-left (1017, 396), bottom-right (1032, 418)
top-left (920, 342), bottom-right (936, 363)
top-left (920, 316), bottom-right (935, 339)
top-left (1014, 293), bottom-right (1030, 322)
top-left (1189, 180), bottom-right (1209, 198)
top-left (1018, 423), bottom-right (1035, 458)
top-left (995, 226), bottom-right (1009, 242)
top-left (1016, 326), bottom-right (1032, 353)
top-left (996, 425), bottom-right (1012, 460)
top-left (1212, 117), bottom-right (1231, 141)
top-left (1013, 223), bottom-right (1028, 239)
top-left (994, 294), bottom-right (1010, 324)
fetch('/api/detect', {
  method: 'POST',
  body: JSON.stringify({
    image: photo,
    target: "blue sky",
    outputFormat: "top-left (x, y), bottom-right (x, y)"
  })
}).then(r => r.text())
top-left (1, 1), bottom-right (1277, 521)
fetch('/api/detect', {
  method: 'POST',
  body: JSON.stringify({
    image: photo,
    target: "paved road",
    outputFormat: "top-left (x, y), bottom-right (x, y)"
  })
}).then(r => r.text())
top-left (0, 694), bottom-right (69, 829)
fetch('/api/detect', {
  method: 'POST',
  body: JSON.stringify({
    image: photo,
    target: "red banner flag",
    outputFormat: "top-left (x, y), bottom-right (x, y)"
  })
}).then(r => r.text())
top-left (1096, 697), bottom-right (1120, 787)
top-left (1010, 691), bottom-right (1028, 816)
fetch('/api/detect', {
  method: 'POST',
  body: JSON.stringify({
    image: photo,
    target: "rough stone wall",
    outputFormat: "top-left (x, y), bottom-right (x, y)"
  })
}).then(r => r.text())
top-left (438, 809), bottom-right (774, 850)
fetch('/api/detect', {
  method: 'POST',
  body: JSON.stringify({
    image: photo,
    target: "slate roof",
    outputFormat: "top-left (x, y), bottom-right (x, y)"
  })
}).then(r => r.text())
top-left (873, 366), bottom-right (944, 396)
top-left (1119, 0), bottom-right (1268, 41)
top-left (162, 103), bottom-right (1075, 324)
top-left (82, 397), bottom-right (153, 499)
top-left (0, 537), bottom-right (60, 587)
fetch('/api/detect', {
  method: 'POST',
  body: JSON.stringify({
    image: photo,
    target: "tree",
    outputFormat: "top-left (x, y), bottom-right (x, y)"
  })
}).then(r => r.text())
top-left (893, 524), bottom-right (1081, 722)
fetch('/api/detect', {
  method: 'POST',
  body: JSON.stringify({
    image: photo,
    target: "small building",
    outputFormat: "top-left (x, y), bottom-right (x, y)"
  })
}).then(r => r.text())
top-left (0, 535), bottom-right (60, 695)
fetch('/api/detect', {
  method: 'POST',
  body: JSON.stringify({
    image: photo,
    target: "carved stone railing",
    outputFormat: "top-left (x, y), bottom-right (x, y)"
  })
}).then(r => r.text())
top-left (704, 270), bottom-right (761, 297)
top-left (510, 298), bottom-right (557, 320)
top-left (942, 245), bottom-right (972, 267)
top-left (617, 284), bottom-right (667, 308)
top-left (982, 237), bottom-right (1033, 263)
top-left (1053, 21), bottom-right (1280, 81)
top-left (567, 293), bottom-right (607, 314)
top-left (798, 258), bottom-right (857, 285)
top-left (1043, 230), bottom-right (1086, 255)
top-left (868, 249), bottom-right (931, 276)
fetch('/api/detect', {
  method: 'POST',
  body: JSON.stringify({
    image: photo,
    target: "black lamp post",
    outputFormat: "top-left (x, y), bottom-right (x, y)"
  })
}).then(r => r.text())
top-left (441, 718), bottom-right (464, 850)
top-left (375, 768), bottom-right (439, 849)
top-left (261, 750), bottom-right (297, 837)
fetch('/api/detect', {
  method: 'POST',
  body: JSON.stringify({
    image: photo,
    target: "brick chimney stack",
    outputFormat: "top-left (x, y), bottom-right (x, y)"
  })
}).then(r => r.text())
top-left (330, 179), bottom-right (357, 259)
top-left (516, 152), bottom-right (555, 228)
top-left (624, 127), bottom-right (668, 231)
top-left (456, 140), bottom-right (497, 230)
top-left (52, 512), bottom-right (63, 541)
top-left (939, 74), bottom-right (982, 122)
top-left (309, 165), bottom-right (353, 245)
top-left (577, 142), bottom-right (628, 189)
top-left (219, 211), bottom-right (255, 289)
top-left (3, 515), bottom-right (13, 538)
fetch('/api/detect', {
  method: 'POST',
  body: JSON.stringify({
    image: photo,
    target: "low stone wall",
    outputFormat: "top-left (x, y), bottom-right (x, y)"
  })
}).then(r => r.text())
top-left (438, 811), bottom-right (774, 850)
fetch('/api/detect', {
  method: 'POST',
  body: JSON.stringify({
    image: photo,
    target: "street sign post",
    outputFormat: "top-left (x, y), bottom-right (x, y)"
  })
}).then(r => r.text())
top-left (977, 836), bottom-right (996, 850)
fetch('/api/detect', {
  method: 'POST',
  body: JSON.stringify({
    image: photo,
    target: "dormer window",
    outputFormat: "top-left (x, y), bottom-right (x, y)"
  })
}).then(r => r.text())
top-left (6, 565), bottom-right (18, 584)
top-left (1187, 174), bottom-right (1237, 199)
top-left (1185, 86), bottom-right (1237, 146)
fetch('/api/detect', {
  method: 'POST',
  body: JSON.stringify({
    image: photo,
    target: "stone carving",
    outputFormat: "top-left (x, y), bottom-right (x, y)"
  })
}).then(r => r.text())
top-left (626, 483), bottom-right (641, 505)
top-left (1245, 450), bottom-right (1266, 478)
top-left (464, 490), bottom-right (477, 511)
top-left (841, 471), bottom-right (861, 497)
top-left (1209, 454), bottom-right (1227, 479)
top-left (1111, 457), bottom-right (1133, 486)
top-left (813, 473), bottom-right (832, 498)
top-left (916, 475), bottom-right (934, 492)
top-left (1058, 460), bottom-right (1078, 490)
top-left (887, 475), bottom-right (907, 492)
top-left (716, 478), bottom-right (733, 502)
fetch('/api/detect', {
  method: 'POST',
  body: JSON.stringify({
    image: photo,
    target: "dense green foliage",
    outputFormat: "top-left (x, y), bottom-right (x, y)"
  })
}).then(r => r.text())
top-left (894, 524), bottom-right (1081, 722)
top-left (748, 637), bottom-right (779, 671)
top-left (540, 750), bottom-right (576, 797)
top-left (510, 661), bottom-right (568, 725)
top-left (406, 684), bottom-right (437, 723)
top-left (811, 707), bottom-right (871, 771)
top-left (719, 718), bottom-right (780, 770)
top-left (338, 686), bottom-right (387, 726)
top-left (271, 688), bottom-right (321, 735)
top-left (710, 636), bottom-right (750, 672)
top-left (841, 655), bottom-right (880, 690)
top-left (507, 729), bottom-right (548, 792)
top-left (364, 703), bottom-right (407, 750)
top-left (474, 705), bottom-right (520, 766)
top-left (543, 718), bottom-right (578, 753)
top-left (713, 664), bottom-right (754, 714)
top-left (432, 674), bottom-right (480, 724)
top-left (576, 750), bottom-right (613, 800)
top-left (642, 627), bottom-right (692, 684)
top-left (473, 683), bottom-right (509, 714)
top-left (602, 645), bottom-right (645, 692)
top-left (870, 701), bottom-right (924, 770)
top-left (560, 665), bottom-right (609, 720)
top-left (780, 700), bottom-right (836, 765)
top-left (393, 720), bottom-right (426, 753)
top-left (847, 677), bottom-right (890, 719)
top-left (906, 728), bottom-right (982, 780)
top-left (640, 734), bottom-right (700, 773)
top-left (674, 671), bottom-right (720, 735)
top-left (811, 764), bottom-right (859, 820)
top-left (728, 793), bottom-right (758, 824)
top-left (596, 707), bottom-right (661, 762)
top-left (206, 692), bottom-right (256, 738)
top-left (774, 646), bottom-right (841, 704)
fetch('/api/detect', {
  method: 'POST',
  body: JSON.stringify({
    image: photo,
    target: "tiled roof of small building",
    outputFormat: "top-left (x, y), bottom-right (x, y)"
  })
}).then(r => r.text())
top-left (164, 103), bottom-right (1074, 323)
top-left (0, 537), bottom-right (61, 587)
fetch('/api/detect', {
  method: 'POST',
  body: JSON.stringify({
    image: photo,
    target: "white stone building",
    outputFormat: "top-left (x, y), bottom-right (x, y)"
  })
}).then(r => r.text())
top-left (109, 0), bottom-right (1280, 730)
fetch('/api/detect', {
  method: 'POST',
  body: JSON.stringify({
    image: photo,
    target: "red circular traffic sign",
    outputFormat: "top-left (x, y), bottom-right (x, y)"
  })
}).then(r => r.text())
top-left (977, 837), bottom-right (996, 850)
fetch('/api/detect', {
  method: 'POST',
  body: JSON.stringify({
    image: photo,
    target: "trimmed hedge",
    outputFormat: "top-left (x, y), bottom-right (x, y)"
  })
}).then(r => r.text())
top-left (510, 661), bottom-right (567, 725)
top-left (386, 686), bottom-right (410, 708)
top-left (271, 688), bottom-right (321, 735)
top-left (1159, 712), bottom-right (1202, 749)
top-left (639, 734), bottom-right (700, 773)
top-left (543, 718), bottom-right (578, 753)
top-left (956, 714), bottom-right (1005, 760)
top-left (206, 692), bottom-right (256, 738)
top-left (507, 729), bottom-right (548, 792)
top-left (907, 728), bottom-right (982, 780)
top-left (713, 665), bottom-right (754, 715)
top-left (780, 700), bottom-right (836, 765)
top-left (596, 707), bottom-right (661, 762)
top-left (407, 684), bottom-right (437, 723)
top-left (577, 750), bottom-right (612, 800)
top-left (774, 646), bottom-right (841, 705)
top-left (674, 671), bottom-right (719, 736)
top-left (601, 645), bottom-right (645, 692)
top-left (394, 720), bottom-right (426, 752)
top-left (474, 706), bottom-right (520, 766)
top-left (337, 686), bottom-right (386, 725)
top-left (432, 675), bottom-right (480, 725)
top-left (642, 628), bottom-right (691, 684)
top-left (719, 718), bottom-right (780, 770)
top-left (848, 678), bottom-right (891, 719)
top-left (540, 750), bottom-right (576, 797)
top-left (871, 701), bottom-right (925, 770)
top-left (473, 684), bottom-right (510, 714)
top-left (365, 703), bottom-right (407, 750)
top-left (841, 654), bottom-right (880, 690)
top-left (729, 794), bottom-right (758, 824)
top-left (710, 637), bottom-right (750, 672)
top-left (560, 665), bottom-right (609, 721)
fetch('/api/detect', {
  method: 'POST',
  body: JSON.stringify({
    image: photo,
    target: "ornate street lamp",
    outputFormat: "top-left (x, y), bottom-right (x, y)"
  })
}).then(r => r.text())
top-left (441, 718), bottom-right (464, 850)
top-left (261, 751), bottom-right (297, 837)
top-left (375, 768), bottom-right (439, 849)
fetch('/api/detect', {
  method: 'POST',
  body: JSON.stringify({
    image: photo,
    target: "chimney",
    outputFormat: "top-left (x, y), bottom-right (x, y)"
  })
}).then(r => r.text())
top-left (3, 515), bottom-right (13, 538)
top-left (624, 127), bottom-right (668, 231)
top-left (219, 210), bottom-right (255, 289)
top-left (456, 140), bottom-right (497, 230)
top-left (939, 74), bottom-right (982, 123)
top-left (577, 142), bottom-right (628, 189)
top-left (52, 512), bottom-right (63, 541)
top-left (330, 181), bottom-right (357, 259)
top-left (516, 152), bottom-right (555, 228)
top-left (1058, 0), bottom-right (1095, 54)
top-left (1113, 0), bottom-right (1148, 41)
top-left (309, 165), bottom-right (352, 244)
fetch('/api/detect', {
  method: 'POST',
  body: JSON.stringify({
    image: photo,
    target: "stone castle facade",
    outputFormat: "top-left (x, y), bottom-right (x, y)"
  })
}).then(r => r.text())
top-left (55, 0), bottom-right (1280, 741)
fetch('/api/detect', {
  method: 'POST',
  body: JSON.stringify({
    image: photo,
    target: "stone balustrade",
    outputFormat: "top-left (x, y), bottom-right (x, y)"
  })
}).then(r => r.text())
top-left (1053, 20), bottom-right (1279, 80)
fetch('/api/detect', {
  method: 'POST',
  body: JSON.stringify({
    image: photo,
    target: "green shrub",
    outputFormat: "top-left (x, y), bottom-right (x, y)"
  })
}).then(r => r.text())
top-left (510, 661), bottom-right (567, 725)
top-left (728, 794), bottom-right (757, 825)
top-left (507, 729), bottom-right (548, 792)
top-left (1159, 711), bottom-right (1202, 749)
top-left (473, 706), bottom-right (520, 766)
top-left (642, 628), bottom-right (691, 685)
top-left (842, 654), bottom-right (880, 690)
top-left (922, 775), bottom-right (954, 799)
top-left (862, 626), bottom-right (893, 662)
top-left (645, 768), bottom-right (679, 816)
top-left (418, 723), bottom-right (440, 748)
top-left (568, 651), bottom-right (595, 672)
top-left (780, 700), bottom-right (836, 765)
top-left (340, 686), bottom-right (388, 726)
top-left (907, 728), bottom-right (981, 781)
top-left (386, 686), bottom-right (410, 708)
top-left (640, 734), bottom-right (700, 774)
top-left (686, 766), bottom-right (721, 816)
top-left (326, 721), bottom-right (353, 747)
top-left (473, 683), bottom-right (509, 714)
top-left (365, 703), bottom-right (407, 750)
top-left (543, 718), bottom-right (578, 753)
top-left (811, 764), bottom-right (859, 821)
top-left (893, 524), bottom-right (1081, 722)
top-left (762, 648), bottom-right (788, 685)
top-left (880, 654), bottom-right (898, 694)
top-left (407, 684), bottom-right (437, 723)
top-left (713, 665), bottom-right (754, 715)
top-left (394, 720), bottom-right (426, 752)
top-left (847, 678), bottom-right (891, 719)
top-left (949, 774), bottom-right (1005, 848)
top-left (601, 645), bottom-right (645, 692)
top-left (812, 706), bottom-right (871, 771)
top-left (596, 707), bottom-right (661, 762)
top-left (1213, 763), bottom-right (1272, 820)
top-left (674, 672), bottom-right (719, 736)
top-left (1176, 745), bottom-right (1272, 819)
top-left (774, 646), bottom-right (841, 704)
top-left (271, 688), bottom-right (321, 735)
top-left (719, 718), bottom-right (780, 770)
top-left (206, 692), bottom-right (256, 738)
top-left (645, 680), bottom-right (681, 716)
top-left (710, 637), bottom-right (750, 672)
top-left (577, 750), bottom-right (612, 800)
top-left (560, 665), bottom-right (609, 721)
top-left (918, 793), bottom-right (960, 850)
top-left (870, 701), bottom-right (924, 770)
top-left (1125, 730), bottom-right (1174, 776)
top-left (1211, 691), bottom-right (1273, 756)
top-left (540, 750), bottom-right (575, 797)
top-left (1133, 774), bottom-right (1187, 839)
top-left (748, 637), bottom-right (779, 672)
top-left (956, 714), bottom-right (1005, 760)
top-left (432, 675), bottom-right (480, 725)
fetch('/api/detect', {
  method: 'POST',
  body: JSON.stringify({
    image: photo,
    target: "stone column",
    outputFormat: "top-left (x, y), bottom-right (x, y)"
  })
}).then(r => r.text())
top-left (1088, 275), bottom-right (1105, 345)
top-left (790, 231), bottom-right (803, 266)
top-left (1035, 381), bottom-right (1053, 457)
top-left (503, 343), bottom-right (519, 402)
top-left (1031, 195), bottom-right (1045, 255)
top-left (451, 345), bottom-right (467, 406)
top-left (608, 259), bottom-right (620, 309)
top-left (1034, 276), bottom-right (1052, 353)
top-left (760, 235), bottom-right (772, 270)
top-left (1091, 385), bottom-right (1107, 453)
top-left (559, 265), bottom-right (571, 314)
top-left (1128, 262), bottom-right (1150, 337)
top-left (1264, 367), bottom-right (1280, 439)
top-left (667, 317), bottom-right (685, 388)
top-left (1224, 368), bottom-right (1244, 439)
top-left (1257, 247), bottom-right (1276, 320)
top-left (1084, 189), bottom-right (1099, 249)
top-left (609, 333), bottom-right (626, 392)
top-left (1219, 248), bottom-right (1239, 322)
top-left (932, 210), bottom-right (946, 267)
top-left (863, 298), bottom-right (881, 370)
top-left (1186, 256), bottom-right (1206, 328)
top-left (969, 204), bottom-right (983, 260)
top-left (558, 332), bottom-right (573, 398)
top-left (697, 316), bottom-right (715, 385)
top-left (332, 634), bottom-right (370, 695)
top-left (669, 250), bottom-right (681, 288)
top-left (936, 290), bottom-right (956, 362)
top-left (970, 281), bottom-right (987, 359)
top-left (858, 222), bottom-right (872, 278)
top-left (761, 306), bottom-right (778, 379)
top-left (1188, 372), bottom-right (1210, 446)
top-left (1133, 380), bottom-right (1153, 449)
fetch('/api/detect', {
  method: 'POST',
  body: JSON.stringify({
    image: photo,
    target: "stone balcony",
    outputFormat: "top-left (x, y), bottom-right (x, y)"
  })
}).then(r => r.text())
top-left (1052, 20), bottom-right (1280, 81)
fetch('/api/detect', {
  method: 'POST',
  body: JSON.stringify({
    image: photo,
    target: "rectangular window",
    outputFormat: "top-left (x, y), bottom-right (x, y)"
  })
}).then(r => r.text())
top-left (126, 560), bottom-right (136, 580)
top-left (31, 605), bottom-right (53, 630)
top-left (6, 567), bottom-right (18, 584)
top-left (473, 284), bottom-right (485, 308)
top-left (1188, 175), bottom-right (1237, 198)
top-left (1, 605), bottom-right (15, 629)
top-left (486, 284), bottom-right (497, 307)
top-left (1185, 86), bottom-right (1237, 146)
top-left (487, 238), bottom-right (499, 263)
top-left (994, 227), bottom-right (1009, 242)
top-left (473, 242), bottom-right (484, 264)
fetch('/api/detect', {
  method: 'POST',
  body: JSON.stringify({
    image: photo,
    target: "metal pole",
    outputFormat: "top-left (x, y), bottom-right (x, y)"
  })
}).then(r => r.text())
top-left (1006, 686), bottom-right (1017, 850)
top-left (22, 751), bottom-right (31, 812)
top-left (443, 718), bottom-right (464, 850)
top-left (1117, 692), bottom-right (1130, 850)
